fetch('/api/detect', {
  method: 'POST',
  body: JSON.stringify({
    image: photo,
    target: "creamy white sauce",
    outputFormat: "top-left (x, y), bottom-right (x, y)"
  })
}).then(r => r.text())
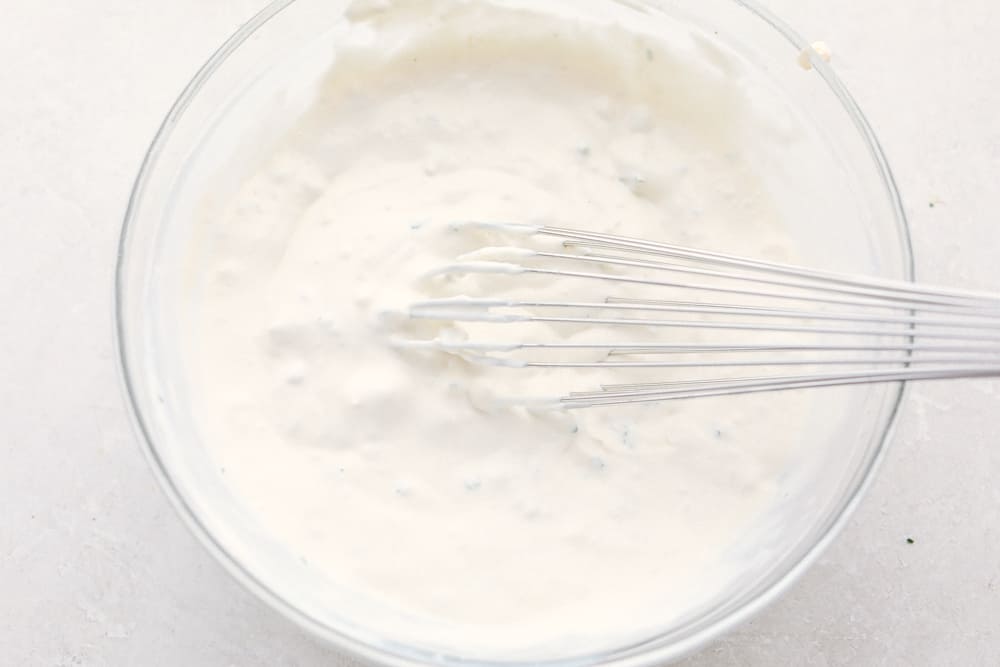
top-left (182, 0), bottom-right (818, 655)
top-left (798, 41), bottom-right (833, 71)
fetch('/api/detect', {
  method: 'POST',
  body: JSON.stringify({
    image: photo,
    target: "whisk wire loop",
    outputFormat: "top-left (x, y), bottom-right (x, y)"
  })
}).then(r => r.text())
top-left (399, 224), bottom-right (1000, 406)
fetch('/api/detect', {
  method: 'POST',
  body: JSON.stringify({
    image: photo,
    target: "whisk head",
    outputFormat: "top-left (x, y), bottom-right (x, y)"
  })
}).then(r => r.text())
top-left (391, 223), bottom-right (1000, 407)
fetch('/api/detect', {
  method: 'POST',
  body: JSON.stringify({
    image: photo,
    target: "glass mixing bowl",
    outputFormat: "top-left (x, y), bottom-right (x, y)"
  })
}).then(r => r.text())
top-left (116, 0), bottom-right (911, 664)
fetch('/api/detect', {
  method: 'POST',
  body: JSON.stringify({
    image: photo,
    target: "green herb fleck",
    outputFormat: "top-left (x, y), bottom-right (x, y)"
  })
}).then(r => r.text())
top-left (906, 537), bottom-right (915, 545)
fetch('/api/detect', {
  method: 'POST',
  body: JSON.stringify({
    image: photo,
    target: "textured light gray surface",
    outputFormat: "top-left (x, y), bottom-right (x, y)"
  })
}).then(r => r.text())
top-left (2, 1), bottom-right (998, 665)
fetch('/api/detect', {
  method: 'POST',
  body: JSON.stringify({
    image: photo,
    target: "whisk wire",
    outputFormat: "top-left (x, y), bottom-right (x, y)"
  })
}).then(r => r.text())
top-left (400, 224), bottom-right (1000, 406)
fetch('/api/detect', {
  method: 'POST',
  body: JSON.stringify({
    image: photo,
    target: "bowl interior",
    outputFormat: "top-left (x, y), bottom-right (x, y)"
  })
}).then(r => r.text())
top-left (117, 0), bottom-right (910, 664)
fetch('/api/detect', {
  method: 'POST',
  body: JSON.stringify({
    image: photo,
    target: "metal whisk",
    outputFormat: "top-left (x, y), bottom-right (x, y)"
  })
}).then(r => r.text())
top-left (399, 223), bottom-right (1000, 407)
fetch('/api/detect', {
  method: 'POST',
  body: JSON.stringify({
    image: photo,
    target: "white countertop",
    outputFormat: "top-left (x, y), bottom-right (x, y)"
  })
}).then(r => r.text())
top-left (3, 1), bottom-right (999, 665)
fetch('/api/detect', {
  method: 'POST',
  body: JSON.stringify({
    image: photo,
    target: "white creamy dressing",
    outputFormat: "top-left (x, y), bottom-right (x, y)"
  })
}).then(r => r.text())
top-left (183, 0), bottom-right (818, 654)
top-left (798, 41), bottom-right (833, 71)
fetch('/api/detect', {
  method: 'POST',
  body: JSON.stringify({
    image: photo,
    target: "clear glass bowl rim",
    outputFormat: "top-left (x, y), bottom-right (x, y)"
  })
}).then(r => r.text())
top-left (114, 1), bottom-right (913, 665)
